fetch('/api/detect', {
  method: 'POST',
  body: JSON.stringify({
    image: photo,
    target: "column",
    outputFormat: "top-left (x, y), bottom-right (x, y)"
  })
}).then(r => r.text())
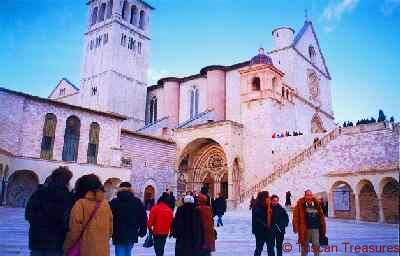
top-left (377, 195), bottom-right (385, 223)
top-left (355, 194), bottom-right (361, 221)
top-left (327, 192), bottom-right (334, 218)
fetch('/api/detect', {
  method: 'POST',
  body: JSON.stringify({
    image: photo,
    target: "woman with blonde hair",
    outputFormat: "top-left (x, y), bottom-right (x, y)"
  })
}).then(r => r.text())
top-left (64, 174), bottom-right (113, 256)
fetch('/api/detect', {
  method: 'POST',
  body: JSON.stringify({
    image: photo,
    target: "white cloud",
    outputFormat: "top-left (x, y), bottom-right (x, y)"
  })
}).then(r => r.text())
top-left (381, 0), bottom-right (400, 16)
top-left (323, 0), bottom-right (360, 21)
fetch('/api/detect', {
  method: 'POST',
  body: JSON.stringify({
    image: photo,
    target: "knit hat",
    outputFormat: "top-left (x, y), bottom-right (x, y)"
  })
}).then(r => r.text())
top-left (183, 195), bottom-right (195, 204)
top-left (119, 182), bottom-right (132, 188)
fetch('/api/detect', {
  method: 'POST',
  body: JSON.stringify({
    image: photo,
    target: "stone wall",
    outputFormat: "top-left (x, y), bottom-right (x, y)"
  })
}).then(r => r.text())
top-left (120, 131), bottom-right (176, 201)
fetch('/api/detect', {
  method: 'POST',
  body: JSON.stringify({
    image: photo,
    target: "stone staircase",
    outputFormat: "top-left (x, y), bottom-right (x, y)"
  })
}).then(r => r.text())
top-left (239, 127), bottom-right (340, 203)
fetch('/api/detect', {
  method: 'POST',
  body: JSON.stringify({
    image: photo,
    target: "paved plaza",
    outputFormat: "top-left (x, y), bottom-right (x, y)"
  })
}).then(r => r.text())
top-left (0, 207), bottom-right (398, 256)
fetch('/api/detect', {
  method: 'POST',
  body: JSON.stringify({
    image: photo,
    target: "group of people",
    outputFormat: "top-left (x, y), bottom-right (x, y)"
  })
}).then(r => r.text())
top-left (272, 130), bottom-right (305, 138)
top-left (25, 166), bottom-right (224, 256)
top-left (251, 189), bottom-right (327, 256)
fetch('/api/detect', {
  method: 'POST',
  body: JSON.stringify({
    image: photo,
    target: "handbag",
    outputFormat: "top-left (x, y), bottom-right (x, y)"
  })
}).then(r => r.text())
top-left (67, 202), bottom-right (101, 256)
top-left (319, 235), bottom-right (329, 246)
top-left (143, 232), bottom-right (154, 248)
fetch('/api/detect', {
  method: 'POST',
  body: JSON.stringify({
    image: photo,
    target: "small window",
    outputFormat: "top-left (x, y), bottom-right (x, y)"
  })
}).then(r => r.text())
top-left (309, 45), bottom-right (316, 63)
top-left (120, 34), bottom-right (127, 47)
top-left (91, 86), bottom-right (98, 96)
top-left (103, 33), bottom-right (108, 44)
top-left (130, 5), bottom-right (138, 25)
top-left (106, 0), bottom-right (113, 19)
top-left (132, 40), bottom-right (136, 52)
top-left (59, 88), bottom-right (66, 96)
top-left (121, 0), bottom-right (129, 20)
top-left (87, 122), bottom-right (100, 164)
top-left (139, 10), bottom-right (146, 29)
top-left (91, 7), bottom-right (98, 25)
top-left (121, 157), bottom-right (132, 168)
top-left (98, 3), bottom-right (106, 22)
top-left (90, 40), bottom-right (94, 50)
top-left (138, 42), bottom-right (142, 54)
top-left (252, 77), bottom-right (261, 91)
top-left (281, 87), bottom-right (285, 97)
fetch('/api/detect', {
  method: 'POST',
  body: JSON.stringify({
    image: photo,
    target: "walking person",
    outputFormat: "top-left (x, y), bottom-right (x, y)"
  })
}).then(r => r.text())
top-left (270, 195), bottom-right (289, 256)
top-left (293, 189), bottom-right (326, 256)
top-left (64, 174), bottom-right (113, 256)
top-left (110, 182), bottom-right (147, 256)
top-left (171, 195), bottom-right (203, 256)
top-left (196, 193), bottom-right (216, 256)
top-left (285, 191), bottom-right (291, 207)
top-left (25, 167), bottom-right (74, 256)
top-left (212, 193), bottom-right (227, 227)
top-left (249, 195), bottom-right (256, 210)
top-left (252, 191), bottom-right (274, 256)
top-left (147, 192), bottom-right (174, 256)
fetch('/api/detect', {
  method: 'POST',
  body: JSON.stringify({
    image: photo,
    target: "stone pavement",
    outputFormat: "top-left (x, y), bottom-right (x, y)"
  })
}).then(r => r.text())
top-left (0, 207), bottom-right (398, 256)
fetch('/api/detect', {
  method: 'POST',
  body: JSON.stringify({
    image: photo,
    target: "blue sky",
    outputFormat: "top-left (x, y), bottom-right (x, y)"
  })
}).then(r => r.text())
top-left (0, 0), bottom-right (399, 124)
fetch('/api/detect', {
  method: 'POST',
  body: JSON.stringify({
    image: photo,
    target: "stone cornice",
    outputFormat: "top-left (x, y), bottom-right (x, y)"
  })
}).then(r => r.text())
top-left (326, 166), bottom-right (399, 177)
top-left (291, 89), bottom-right (334, 120)
top-left (85, 19), bottom-right (151, 40)
top-left (174, 120), bottom-right (244, 132)
top-left (82, 70), bottom-right (146, 86)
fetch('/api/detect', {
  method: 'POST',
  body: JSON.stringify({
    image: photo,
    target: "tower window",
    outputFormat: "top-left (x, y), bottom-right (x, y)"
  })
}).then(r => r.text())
top-left (252, 77), bottom-right (261, 91)
top-left (103, 33), bottom-right (108, 44)
top-left (130, 5), bottom-right (138, 25)
top-left (91, 86), bottom-right (98, 96)
top-left (122, 0), bottom-right (129, 20)
top-left (190, 86), bottom-right (199, 119)
top-left (132, 40), bottom-right (136, 52)
top-left (139, 10), bottom-right (146, 29)
top-left (121, 34), bottom-right (127, 46)
top-left (138, 41), bottom-right (142, 54)
top-left (98, 3), bottom-right (106, 22)
top-left (91, 7), bottom-right (98, 25)
top-left (106, 0), bottom-right (113, 19)
top-left (149, 96), bottom-right (157, 124)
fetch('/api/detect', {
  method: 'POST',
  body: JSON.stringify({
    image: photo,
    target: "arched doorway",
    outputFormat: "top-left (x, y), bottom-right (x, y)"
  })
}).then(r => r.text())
top-left (104, 178), bottom-right (121, 200)
top-left (380, 178), bottom-right (399, 223)
top-left (358, 180), bottom-right (379, 222)
top-left (330, 181), bottom-right (355, 220)
top-left (178, 138), bottom-right (228, 199)
top-left (6, 170), bottom-right (39, 208)
top-left (219, 173), bottom-right (228, 199)
top-left (144, 185), bottom-right (155, 211)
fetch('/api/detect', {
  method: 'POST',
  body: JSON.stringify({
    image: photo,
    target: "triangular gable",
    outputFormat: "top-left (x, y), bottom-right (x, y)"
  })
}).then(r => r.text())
top-left (293, 21), bottom-right (331, 80)
top-left (48, 78), bottom-right (80, 99)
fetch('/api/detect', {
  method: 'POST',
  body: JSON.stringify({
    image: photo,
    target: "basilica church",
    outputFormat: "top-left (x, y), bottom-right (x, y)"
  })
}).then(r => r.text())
top-left (0, 0), bottom-right (398, 223)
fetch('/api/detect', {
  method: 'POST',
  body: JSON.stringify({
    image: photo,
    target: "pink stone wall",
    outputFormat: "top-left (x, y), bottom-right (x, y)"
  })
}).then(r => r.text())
top-left (163, 80), bottom-right (180, 128)
top-left (206, 69), bottom-right (226, 121)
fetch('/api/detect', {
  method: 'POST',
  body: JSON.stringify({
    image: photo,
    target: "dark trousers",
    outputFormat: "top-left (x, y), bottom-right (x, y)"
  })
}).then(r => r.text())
top-left (254, 234), bottom-right (274, 256)
top-left (30, 250), bottom-right (63, 256)
top-left (216, 214), bottom-right (223, 226)
top-left (154, 235), bottom-right (168, 256)
top-left (273, 232), bottom-right (285, 256)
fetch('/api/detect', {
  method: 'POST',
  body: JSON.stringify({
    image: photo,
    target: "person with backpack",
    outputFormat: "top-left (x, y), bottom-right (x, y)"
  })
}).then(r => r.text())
top-left (110, 182), bottom-right (147, 256)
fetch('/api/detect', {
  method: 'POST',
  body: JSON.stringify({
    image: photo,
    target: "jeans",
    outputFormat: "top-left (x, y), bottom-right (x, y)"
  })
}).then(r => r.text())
top-left (273, 232), bottom-right (285, 256)
top-left (301, 229), bottom-right (320, 256)
top-left (115, 243), bottom-right (134, 256)
top-left (30, 250), bottom-right (63, 256)
top-left (216, 215), bottom-right (223, 226)
top-left (254, 233), bottom-right (274, 256)
top-left (154, 235), bottom-right (168, 256)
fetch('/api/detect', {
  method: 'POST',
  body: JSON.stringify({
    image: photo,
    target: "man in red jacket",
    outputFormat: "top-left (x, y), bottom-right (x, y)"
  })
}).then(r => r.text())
top-left (147, 192), bottom-right (174, 256)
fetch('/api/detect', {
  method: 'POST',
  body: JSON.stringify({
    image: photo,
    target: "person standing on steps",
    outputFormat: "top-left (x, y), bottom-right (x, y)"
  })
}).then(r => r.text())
top-left (293, 189), bottom-right (326, 256)
top-left (25, 167), bottom-right (74, 256)
top-left (270, 195), bottom-right (289, 256)
top-left (110, 182), bottom-right (147, 256)
top-left (285, 191), bottom-right (292, 207)
top-left (252, 191), bottom-right (274, 256)
top-left (147, 192), bottom-right (174, 256)
top-left (212, 193), bottom-right (227, 227)
top-left (196, 193), bottom-right (216, 256)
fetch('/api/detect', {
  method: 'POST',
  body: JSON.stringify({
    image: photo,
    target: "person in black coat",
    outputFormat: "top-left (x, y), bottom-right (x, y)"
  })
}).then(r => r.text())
top-left (252, 191), bottom-right (274, 256)
top-left (171, 195), bottom-right (203, 256)
top-left (270, 195), bottom-right (289, 256)
top-left (212, 193), bottom-right (227, 227)
top-left (110, 182), bottom-right (147, 256)
top-left (25, 167), bottom-right (74, 256)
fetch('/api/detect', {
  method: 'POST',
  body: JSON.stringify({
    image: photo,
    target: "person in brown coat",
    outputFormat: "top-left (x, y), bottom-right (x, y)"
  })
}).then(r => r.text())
top-left (293, 190), bottom-right (326, 256)
top-left (64, 174), bottom-right (113, 256)
top-left (196, 193), bottom-right (216, 256)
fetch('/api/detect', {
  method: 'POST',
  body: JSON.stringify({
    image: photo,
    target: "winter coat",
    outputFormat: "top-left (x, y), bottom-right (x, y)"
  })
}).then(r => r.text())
top-left (110, 189), bottom-right (147, 245)
top-left (252, 204), bottom-right (272, 237)
top-left (197, 194), bottom-right (216, 252)
top-left (63, 191), bottom-right (113, 256)
top-left (147, 202), bottom-right (174, 235)
top-left (271, 204), bottom-right (289, 234)
top-left (167, 194), bottom-right (176, 211)
top-left (172, 203), bottom-right (203, 256)
top-left (212, 197), bottom-right (227, 216)
top-left (292, 197), bottom-right (326, 247)
top-left (25, 184), bottom-right (74, 250)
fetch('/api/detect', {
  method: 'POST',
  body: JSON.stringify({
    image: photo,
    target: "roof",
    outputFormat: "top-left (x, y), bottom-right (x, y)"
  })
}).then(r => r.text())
top-left (0, 87), bottom-right (127, 120)
top-left (121, 129), bottom-right (175, 144)
top-left (86, 0), bottom-right (155, 10)
top-left (48, 78), bottom-right (80, 98)
top-left (0, 147), bottom-right (14, 157)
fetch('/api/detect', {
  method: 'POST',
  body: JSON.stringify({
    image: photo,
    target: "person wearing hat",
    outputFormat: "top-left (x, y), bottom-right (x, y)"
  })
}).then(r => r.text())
top-left (171, 195), bottom-right (203, 256)
top-left (109, 182), bottom-right (147, 256)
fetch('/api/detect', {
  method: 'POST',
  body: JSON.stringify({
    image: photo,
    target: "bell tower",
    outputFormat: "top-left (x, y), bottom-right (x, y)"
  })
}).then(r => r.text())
top-left (80, 0), bottom-right (154, 129)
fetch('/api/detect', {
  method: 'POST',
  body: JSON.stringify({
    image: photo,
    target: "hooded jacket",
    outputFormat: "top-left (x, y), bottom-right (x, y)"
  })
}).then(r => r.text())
top-left (197, 193), bottom-right (216, 252)
top-left (110, 188), bottom-right (147, 244)
top-left (63, 191), bottom-right (113, 256)
top-left (147, 202), bottom-right (174, 235)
